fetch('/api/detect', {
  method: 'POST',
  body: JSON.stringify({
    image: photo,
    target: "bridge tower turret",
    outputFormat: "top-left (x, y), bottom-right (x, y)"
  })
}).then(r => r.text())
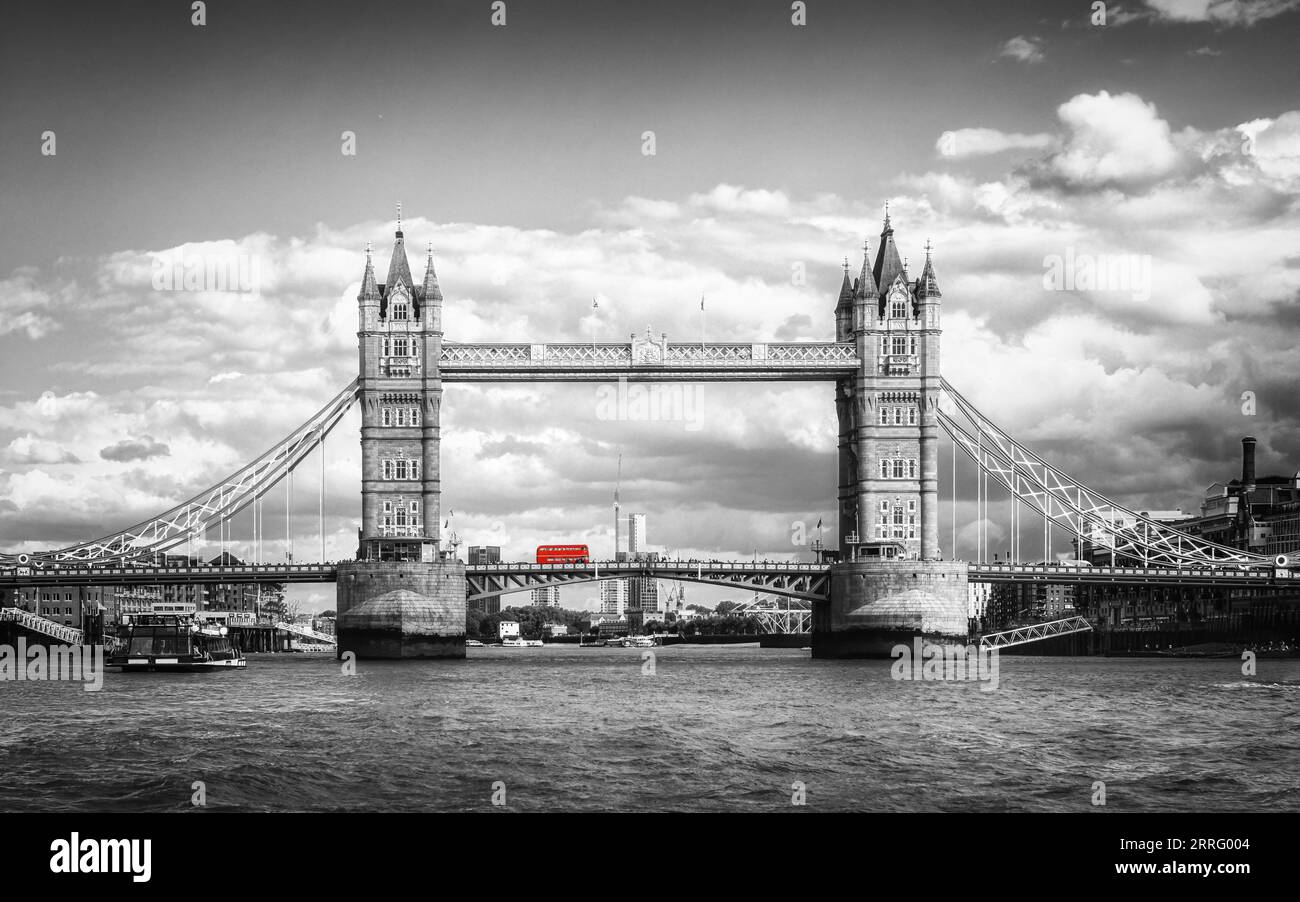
top-left (835, 257), bottom-right (859, 547)
top-left (915, 242), bottom-right (943, 560)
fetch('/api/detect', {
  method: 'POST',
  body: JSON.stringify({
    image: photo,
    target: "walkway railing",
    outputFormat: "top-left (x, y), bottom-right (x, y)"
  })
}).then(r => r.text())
top-left (979, 616), bottom-right (1094, 650)
top-left (0, 607), bottom-right (84, 644)
top-left (274, 621), bottom-right (337, 644)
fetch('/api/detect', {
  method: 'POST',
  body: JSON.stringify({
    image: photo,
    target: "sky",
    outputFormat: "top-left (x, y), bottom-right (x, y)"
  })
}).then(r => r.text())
top-left (2, 0), bottom-right (1299, 612)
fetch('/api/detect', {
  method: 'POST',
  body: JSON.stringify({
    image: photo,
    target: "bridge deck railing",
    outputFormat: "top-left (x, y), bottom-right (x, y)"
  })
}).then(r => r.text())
top-left (0, 607), bottom-right (85, 644)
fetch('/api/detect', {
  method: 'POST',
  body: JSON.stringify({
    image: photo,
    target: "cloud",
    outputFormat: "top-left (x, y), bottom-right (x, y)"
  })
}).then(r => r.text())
top-left (937, 128), bottom-right (1056, 159)
top-left (1143, 0), bottom-right (1300, 25)
top-left (687, 184), bottom-right (791, 216)
top-left (0, 270), bottom-right (61, 339)
top-left (1, 92), bottom-right (1298, 562)
top-left (998, 35), bottom-right (1045, 64)
top-left (1036, 91), bottom-right (1182, 190)
top-left (5, 435), bottom-right (79, 464)
top-left (1240, 111), bottom-right (1300, 181)
top-left (1189, 45), bottom-right (1222, 54)
top-left (99, 435), bottom-right (171, 462)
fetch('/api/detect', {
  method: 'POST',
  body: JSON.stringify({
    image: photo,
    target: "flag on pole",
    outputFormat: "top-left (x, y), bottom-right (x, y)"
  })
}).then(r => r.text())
top-left (816, 518), bottom-right (822, 529)
top-left (700, 293), bottom-right (705, 311)
top-left (592, 297), bottom-right (599, 308)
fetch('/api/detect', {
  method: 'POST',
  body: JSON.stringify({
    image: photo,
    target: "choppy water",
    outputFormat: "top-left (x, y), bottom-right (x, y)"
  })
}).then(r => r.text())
top-left (1, 646), bottom-right (1297, 812)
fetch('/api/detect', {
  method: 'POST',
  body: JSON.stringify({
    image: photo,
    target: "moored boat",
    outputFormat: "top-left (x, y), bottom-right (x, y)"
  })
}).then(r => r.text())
top-left (109, 613), bottom-right (246, 672)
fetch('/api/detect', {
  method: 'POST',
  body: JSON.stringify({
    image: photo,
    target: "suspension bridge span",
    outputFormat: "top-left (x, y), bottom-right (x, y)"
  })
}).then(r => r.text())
top-left (2, 210), bottom-right (1287, 658)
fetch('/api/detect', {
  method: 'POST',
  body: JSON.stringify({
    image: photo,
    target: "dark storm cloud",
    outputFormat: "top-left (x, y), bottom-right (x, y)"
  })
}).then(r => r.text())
top-left (99, 435), bottom-right (170, 462)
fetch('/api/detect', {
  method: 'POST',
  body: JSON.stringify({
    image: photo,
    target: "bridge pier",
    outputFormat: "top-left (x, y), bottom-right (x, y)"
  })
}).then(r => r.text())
top-left (335, 560), bottom-right (466, 659)
top-left (812, 560), bottom-right (970, 658)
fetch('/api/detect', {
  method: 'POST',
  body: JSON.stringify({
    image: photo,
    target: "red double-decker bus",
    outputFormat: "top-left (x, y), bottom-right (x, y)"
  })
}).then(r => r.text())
top-left (536, 544), bottom-right (590, 564)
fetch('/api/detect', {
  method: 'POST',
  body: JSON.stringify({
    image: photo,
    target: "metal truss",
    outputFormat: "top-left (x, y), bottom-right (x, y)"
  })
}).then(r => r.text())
top-left (466, 561), bottom-right (831, 603)
top-left (1, 380), bottom-right (360, 566)
top-left (979, 615), bottom-right (1094, 650)
top-left (939, 379), bottom-right (1270, 568)
top-left (439, 341), bottom-right (859, 381)
top-left (968, 563), bottom-right (1282, 587)
top-left (730, 596), bottom-right (812, 634)
top-left (0, 606), bottom-right (84, 645)
top-left (274, 621), bottom-right (337, 645)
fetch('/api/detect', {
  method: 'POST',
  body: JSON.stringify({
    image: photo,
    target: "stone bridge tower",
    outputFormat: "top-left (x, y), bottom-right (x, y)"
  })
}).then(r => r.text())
top-left (819, 210), bottom-right (966, 658)
top-left (337, 211), bottom-right (465, 660)
top-left (356, 220), bottom-right (444, 562)
top-left (835, 210), bottom-right (942, 561)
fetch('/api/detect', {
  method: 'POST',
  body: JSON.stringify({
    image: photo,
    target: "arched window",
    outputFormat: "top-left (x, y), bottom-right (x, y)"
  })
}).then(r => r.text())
top-left (381, 408), bottom-right (391, 427)
top-left (907, 408), bottom-right (917, 426)
top-left (909, 336), bottom-right (917, 356)
top-left (382, 338), bottom-right (391, 357)
top-left (908, 459), bottom-right (917, 478)
top-left (410, 501), bottom-right (419, 515)
top-left (395, 459), bottom-right (408, 480)
top-left (893, 408), bottom-right (904, 426)
top-left (391, 302), bottom-right (409, 321)
top-left (382, 460), bottom-right (393, 479)
top-left (410, 460), bottom-right (421, 480)
top-left (411, 407), bottom-right (421, 426)
top-left (878, 407), bottom-right (889, 426)
top-left (395, 508), bottom-right (407, 527)
top-left (891, 298), bottom-right (907, 318)
top-left (892, 459), bottom-right (905, 479)
top-left (879, 459), bottom-right (889, 478)
top-left (396, 408), bottom-right (406, 427)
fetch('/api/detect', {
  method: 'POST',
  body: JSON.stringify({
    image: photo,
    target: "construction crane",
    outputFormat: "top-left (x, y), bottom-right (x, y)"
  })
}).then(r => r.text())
top-left (613, 450), bottom-right (622, 560)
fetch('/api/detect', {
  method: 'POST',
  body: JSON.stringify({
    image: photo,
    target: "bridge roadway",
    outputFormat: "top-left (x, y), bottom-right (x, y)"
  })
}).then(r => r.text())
top-left (1, 560), bottom-right (1293, 599)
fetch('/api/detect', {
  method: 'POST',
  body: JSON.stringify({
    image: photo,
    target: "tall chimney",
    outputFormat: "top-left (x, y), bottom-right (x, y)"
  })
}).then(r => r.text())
top-left (1241, 436), bottom-right (1257, 492)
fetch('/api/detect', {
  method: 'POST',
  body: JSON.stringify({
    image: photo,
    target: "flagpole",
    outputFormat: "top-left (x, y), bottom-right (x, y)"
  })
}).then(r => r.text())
top-left (700, 291), bottom-right (705, 351)
top-left (591, 296), bottom-right (597, 347)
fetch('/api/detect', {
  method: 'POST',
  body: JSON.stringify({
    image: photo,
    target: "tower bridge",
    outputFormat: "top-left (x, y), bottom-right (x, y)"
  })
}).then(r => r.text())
top-left (1, 207), bottom-right (1280, 658)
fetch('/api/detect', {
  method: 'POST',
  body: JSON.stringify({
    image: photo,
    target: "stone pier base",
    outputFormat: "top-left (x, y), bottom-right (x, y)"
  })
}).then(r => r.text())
top-left (335, 560), bottom-right (467, 660)
top-left (812, 560), bottom-right (970, 659)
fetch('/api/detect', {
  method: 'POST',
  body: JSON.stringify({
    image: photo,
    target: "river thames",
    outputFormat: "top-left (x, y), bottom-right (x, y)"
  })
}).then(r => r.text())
top-left (1, 646), bottom-right (1297, 812)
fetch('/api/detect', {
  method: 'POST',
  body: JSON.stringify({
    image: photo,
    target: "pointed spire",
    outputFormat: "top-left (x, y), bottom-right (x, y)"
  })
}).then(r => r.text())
top-left (917, 239), bottom-right (942, 299)
top-left (872, 205), bottom-right (905, 300)
top-left (422, 241), bottom-right (442, 303)
top-left (854, 237), bottom-right (877, 300)
top-left (837, 257), bottom-right (854, 307)
top-left (359, 241), bottom-right (379, 300)
top-left (385, 224), bottom-right (414, 294)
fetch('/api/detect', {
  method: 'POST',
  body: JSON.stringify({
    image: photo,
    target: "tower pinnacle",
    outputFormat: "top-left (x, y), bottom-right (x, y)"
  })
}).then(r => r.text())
top-left (422, 241), bottom-right (443, 304)
top-left (917, 239), bottom-right (942, 299)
